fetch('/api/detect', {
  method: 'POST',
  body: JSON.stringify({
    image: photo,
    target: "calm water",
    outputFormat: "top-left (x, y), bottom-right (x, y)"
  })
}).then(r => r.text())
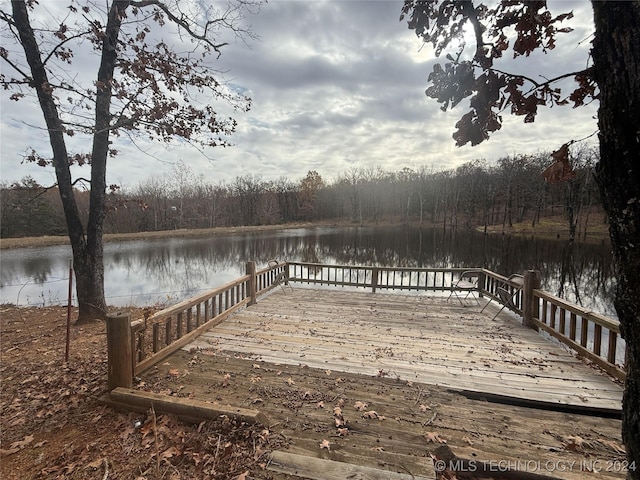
top-left (0, 226), bottom-right (616, 316)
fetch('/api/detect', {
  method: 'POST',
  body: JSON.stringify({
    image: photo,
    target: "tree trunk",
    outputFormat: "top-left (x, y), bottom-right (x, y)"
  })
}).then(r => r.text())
top-left (12, 0), bottom-right (129, 323)
top-left (591, 1), bottom-right (640, 476)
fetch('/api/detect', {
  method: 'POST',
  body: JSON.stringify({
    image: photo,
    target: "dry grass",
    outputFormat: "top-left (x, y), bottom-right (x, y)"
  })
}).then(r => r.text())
top-left (0, 223), bottom-right (317, 250)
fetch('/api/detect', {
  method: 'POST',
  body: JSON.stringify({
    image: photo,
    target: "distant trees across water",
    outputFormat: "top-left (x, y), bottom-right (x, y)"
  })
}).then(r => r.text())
top-left (1, 150), bottom-right (604, 241)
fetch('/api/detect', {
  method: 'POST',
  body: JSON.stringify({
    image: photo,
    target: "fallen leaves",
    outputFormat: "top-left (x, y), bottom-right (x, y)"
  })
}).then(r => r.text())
top-left (598, 438), bottom-right (626, 454)
top-left (9, 434), bottom-right (34, 450)
top-left (354, 400), bottom-right (368, 411)
top-left (425, 431), bottom-right (447, 444)
top-left (462, 435), bottom-right (474, 446)
top-left (1, 434), bottom-right (34, 456)
top-left (362, 410), bottom-right (386, 421)
top-left (334, 405), bottom-right (346, 428)
top-left (0, 305), bottom-right (289, 480)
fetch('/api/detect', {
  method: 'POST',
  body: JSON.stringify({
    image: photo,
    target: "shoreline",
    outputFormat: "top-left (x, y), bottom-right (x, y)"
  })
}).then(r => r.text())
top-left (0, 218), bottom-right (610, 250)
top-left (0, 222), bottom-right (318, 250)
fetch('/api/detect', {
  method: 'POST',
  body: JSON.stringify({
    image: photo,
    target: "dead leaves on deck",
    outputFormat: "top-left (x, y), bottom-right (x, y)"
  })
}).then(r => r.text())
top-left (150, 352), bottom-right (627, 477)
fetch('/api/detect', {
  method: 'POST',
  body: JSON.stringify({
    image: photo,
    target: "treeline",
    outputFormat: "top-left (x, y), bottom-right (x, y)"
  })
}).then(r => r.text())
top-left (1, 149), bottom-right (604, 240)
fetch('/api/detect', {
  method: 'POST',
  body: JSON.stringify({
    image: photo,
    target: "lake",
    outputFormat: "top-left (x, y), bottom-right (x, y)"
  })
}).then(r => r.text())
top-left (0, 226), bottom-right (616, 317)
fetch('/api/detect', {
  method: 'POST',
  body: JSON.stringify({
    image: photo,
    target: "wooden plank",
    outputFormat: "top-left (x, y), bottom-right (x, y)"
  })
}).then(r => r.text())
top-left (103, 387), bottom-right (269, 425)
top-left (193, 336), bottom-right (621, 398)
top-left (268, 451), bottom-right (432, 480)
top-left (184, 288), bottom-right (622, 413)
top-left (196, 327), bottom-right (620, 389)
top-left (143, 350), bottom-right (626, 480)
top-left (186, 348), bottom-right (621, 411)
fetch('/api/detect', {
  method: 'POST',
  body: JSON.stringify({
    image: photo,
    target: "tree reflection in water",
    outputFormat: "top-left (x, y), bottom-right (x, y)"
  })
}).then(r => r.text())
top-left (0, 226), bottom-right (615, 315)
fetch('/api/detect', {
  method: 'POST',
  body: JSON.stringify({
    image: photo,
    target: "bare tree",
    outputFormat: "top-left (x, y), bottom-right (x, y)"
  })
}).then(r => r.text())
top-left (1, 0), bottom-right (257, 321)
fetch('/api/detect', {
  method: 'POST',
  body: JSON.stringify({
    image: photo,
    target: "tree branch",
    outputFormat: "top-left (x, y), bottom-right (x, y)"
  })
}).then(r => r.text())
top-left (42, 30), bottom-right (93, 67)
top-left (0, 48), bottom-right (33, 80)
top-left (129, 0), bottom-right (229, 55)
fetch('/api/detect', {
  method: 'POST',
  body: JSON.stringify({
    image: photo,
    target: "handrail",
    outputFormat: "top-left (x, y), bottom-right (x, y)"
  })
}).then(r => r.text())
top-left (129, 261), bottom-right (288, 378)
top-left (532, 288), bottom-right (624, 381)
top-left (478, 269), bottom-right (525, 315)
top-left (132, 274), bottom-right (252, 375)
top-left (287, 261), bottom-right (472, 292)
top-left (107, 260), bottom-right (625, 390)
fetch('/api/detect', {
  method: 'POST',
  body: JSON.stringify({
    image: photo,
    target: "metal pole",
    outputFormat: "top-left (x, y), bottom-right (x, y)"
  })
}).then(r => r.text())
top-left (65, 260), bottom-right (73, 363)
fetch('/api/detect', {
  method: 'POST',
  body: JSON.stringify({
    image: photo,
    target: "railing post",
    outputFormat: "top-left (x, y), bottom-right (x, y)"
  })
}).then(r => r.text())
top-left (477, 270), bottom-right (486, 298)
top-left (107, 311), bottom-right (133, 390)
top-left (246, 261), bottom-right (257, 305)
top-left (372, 267), bottom-right (379, 293)
top-left (522, 270), bottom-right (541, 331)
top-left (285, 262), bottom-right (291, 286)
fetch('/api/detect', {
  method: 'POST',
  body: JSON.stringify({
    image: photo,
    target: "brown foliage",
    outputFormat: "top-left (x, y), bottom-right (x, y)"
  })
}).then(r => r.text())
top-left (0, 305), bottom-right (281, 479)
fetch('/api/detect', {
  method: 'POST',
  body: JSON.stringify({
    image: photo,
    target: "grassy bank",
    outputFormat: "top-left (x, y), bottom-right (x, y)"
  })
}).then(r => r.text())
top-left (0, 215), bottom-right (610, 250)
top-left (0, 223), bottom-right (317, 250)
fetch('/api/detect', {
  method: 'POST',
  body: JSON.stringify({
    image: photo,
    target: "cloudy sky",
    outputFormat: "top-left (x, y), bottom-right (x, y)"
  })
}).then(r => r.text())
top-left (0, 0), bottom-right (598, 188)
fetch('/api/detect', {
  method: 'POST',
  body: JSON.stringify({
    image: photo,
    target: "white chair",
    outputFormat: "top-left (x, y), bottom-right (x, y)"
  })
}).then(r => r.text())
top-left (448, 270), bottom-right (481, 305)
top-left (481, 273), bottom-right (524, 320)
top-left (268, 260), bottom-right (293, 294)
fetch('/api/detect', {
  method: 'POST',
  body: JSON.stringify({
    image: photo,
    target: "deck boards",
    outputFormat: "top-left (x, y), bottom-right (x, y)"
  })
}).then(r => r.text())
top-left (134, 287), bottom-right (627, 479)
top-left (190, 288), bottom-right (622, 414)
top-left (145, 350), bottom-right (625, 480)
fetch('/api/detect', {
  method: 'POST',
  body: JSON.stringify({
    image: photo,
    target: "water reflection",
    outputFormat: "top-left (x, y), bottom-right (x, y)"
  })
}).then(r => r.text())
top-left (0, 226), bottom-right (615, 315)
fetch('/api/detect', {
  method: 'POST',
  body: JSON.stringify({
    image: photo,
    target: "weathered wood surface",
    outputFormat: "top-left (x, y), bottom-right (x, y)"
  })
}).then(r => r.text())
top-left (102, 387), bottom-right (269, 425)
top-left (190, 288), bottom-right (622, 414)
top-left (268, 451), bottom-right (431, 480)
top-left (144, 350), bottom-right (625, 480)
top-left (132, 288), bottom-right (626, 479)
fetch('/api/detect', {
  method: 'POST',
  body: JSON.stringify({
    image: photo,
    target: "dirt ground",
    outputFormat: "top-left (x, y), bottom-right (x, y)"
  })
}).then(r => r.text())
top-left (1, 303), bottom-right (629, 480)
top-left (0, 305), bottom-right (288, 480)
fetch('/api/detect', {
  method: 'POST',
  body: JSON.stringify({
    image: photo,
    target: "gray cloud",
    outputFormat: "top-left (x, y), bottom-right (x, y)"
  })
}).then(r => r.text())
top-left (1, 0), bottom-right (598, 188)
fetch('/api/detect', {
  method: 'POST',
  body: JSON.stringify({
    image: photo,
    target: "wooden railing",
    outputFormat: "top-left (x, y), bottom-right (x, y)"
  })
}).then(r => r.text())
top-left (287, 262), bottom-right (471, 292)
top-left (106, 261), bottom-right (625, 390)
top-left (106, 261), bottom-right (286, 389)
top-left (531, 289), bottom-right (625, 381)
top-left (288, 263), bottom-right (625, 381)
top-left (131, 273), bottom-right (251, 375)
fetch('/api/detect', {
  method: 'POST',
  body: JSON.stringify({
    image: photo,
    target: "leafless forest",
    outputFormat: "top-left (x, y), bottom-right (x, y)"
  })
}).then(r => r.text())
top-left (2, 149), bottom-right (604, 241)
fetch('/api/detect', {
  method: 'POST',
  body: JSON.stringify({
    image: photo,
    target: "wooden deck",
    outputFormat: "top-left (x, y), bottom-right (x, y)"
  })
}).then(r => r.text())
top-left (190, 288), bottom-right (622, 415)
top-left (138, 287), bottom-right (626, 479)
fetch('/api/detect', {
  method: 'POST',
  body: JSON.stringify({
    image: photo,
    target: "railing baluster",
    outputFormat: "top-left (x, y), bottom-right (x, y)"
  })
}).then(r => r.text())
top-left (165, 317), bottom-right (172, 345)
top-left (594, 324), bottom-right (602, 356)
top-left (152, 323), bottom-right (159, 353)
top-left (569, 312), bottom-right (577, 341)
top-left (608, 330), bottom-right (618, 365)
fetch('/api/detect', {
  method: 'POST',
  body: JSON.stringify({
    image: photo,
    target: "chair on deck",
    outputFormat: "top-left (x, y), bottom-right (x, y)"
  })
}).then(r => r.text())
top-left (268, 259), bottom-right (293, 294)
top-left (447, 270), bottom-right (481, 306)
top-left (481, 273), bottom-right (524, 320)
